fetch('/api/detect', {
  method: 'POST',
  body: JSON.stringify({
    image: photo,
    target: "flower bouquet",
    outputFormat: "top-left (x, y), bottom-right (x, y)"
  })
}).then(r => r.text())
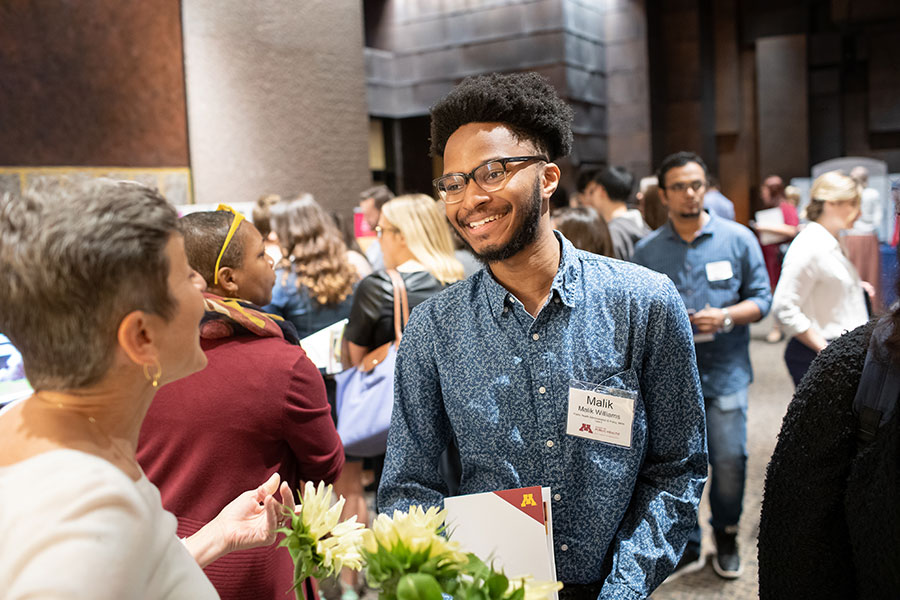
top-left (278, 483), bottom-right (562, 600)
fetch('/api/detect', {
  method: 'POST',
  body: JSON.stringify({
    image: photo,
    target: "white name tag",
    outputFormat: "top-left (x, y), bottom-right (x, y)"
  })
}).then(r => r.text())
top-left (705, 260), bottom-right (733, 282)
top-left (566, 386), bottom-right (635, 448)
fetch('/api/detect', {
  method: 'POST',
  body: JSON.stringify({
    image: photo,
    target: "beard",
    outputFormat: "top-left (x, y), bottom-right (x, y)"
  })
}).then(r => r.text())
top-left (460, 178), bottom-right (543, 264)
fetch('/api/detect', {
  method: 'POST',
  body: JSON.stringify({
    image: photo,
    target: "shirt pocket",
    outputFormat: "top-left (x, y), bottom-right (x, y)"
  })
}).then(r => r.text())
top-left (707, 269), bottom-right (740, 306)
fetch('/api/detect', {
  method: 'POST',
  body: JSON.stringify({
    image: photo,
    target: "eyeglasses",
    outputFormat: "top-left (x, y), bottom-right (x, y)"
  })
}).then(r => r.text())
top-left (665, 180), bottom-right (706, 194)
top-left (375, 225), bottom-right (399, 239)
top-left (213, 204), bottom-right (244, 286)
top-left (433, 155), bottom-right (548, 204)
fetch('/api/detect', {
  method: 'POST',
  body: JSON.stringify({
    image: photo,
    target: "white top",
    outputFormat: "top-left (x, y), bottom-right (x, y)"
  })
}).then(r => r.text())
top-left (855, 187), bottom-right (882, 232)
top-left (0, 449), bottom-right (219, 600)
top-left (772, 221), bottom-right (869, 340)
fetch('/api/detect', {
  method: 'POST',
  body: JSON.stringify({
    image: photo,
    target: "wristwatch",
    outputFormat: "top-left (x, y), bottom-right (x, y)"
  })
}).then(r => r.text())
top-left (721, 308), bottom-right (734, 333)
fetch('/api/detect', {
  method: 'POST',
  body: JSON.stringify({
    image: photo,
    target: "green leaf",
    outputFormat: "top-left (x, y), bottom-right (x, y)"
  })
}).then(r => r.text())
top-left (485, 572), bottom-right (508, 600)
top-left (505, 587), bottom-right (525, 600)
top-left (397, 573), bottom-right (445, 600)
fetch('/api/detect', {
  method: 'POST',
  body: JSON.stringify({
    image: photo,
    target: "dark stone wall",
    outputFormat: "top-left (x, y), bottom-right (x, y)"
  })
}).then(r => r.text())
top-left (0, 0), bottom-right (189, 167)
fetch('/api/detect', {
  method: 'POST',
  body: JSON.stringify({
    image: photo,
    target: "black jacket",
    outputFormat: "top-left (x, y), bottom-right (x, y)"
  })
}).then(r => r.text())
top-left (758, 321), bottom-right (900, 599)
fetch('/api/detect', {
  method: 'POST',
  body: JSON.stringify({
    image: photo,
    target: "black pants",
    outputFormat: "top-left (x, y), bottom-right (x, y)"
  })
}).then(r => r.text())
top-left (784, 337), bottom-right (819, 387)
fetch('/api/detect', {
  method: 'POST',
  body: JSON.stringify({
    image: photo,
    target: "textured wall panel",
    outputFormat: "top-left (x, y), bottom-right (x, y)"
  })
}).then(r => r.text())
top-left (182, 0), bottom-right (371, 210)
top-left (0, 0), bottom-right (188, 167)
top-left (756, 34), bottom-right (809, 181)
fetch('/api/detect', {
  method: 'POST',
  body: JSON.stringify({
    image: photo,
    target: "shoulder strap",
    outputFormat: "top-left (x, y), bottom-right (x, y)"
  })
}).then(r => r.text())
top-left (385, 270), bottom-right (410, 344)
top-left (853, 316), bottom-right (900, 444)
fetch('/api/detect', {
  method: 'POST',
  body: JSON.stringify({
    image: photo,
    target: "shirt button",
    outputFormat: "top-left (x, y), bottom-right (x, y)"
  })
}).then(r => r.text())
top-left (553, 493), bottom-right (561, 501)
top-left (560, 544), bottom-right (569, 551)
top-left (502, 306), bottom-right (508, 313)
top-left (539, 386), bottom-right (546, 394)
top-left (554, 297), bottom-right (561, 303)
top-left (546, 440), bottom-right (554, 448)
top-left (532, 333), bottom-right (540, 341)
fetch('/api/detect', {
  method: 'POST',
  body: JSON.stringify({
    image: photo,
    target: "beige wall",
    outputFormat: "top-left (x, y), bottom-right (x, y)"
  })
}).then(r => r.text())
top-left (182, 0), bottom-right (371, 211)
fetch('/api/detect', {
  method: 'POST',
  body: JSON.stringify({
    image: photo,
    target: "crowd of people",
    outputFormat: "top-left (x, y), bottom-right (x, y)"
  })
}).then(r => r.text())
top-left (0, 70), bottom-right (897, 600)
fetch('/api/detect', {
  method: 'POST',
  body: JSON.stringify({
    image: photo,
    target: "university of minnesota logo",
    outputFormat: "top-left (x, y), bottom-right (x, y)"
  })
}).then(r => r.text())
top-left (579, 423), bottom-right (593, 434)
top-left (520, 493), bottom-right (537, 508)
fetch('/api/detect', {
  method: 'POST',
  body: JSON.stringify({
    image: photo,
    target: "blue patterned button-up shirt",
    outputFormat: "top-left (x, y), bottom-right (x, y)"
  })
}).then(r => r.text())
top-left (632, 214), bottom-right (771, 398)
top-left (379, 233), bottom-right (707, 599)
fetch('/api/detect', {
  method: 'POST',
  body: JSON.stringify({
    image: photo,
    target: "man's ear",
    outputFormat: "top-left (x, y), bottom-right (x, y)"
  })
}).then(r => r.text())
top-left (541, 163), bottom-right (561, 199)
top-left (117, 310), bottom-right (160, 368)
top-left (658, 187), bottom-right (671, 209)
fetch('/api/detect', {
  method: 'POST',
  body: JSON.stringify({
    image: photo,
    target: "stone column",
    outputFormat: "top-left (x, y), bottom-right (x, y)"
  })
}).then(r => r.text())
top-left (182, 0), bottom-right (372, 210)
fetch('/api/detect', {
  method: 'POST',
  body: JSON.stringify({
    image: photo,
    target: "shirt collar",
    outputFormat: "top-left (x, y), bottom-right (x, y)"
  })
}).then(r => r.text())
top-left (805, 221), bottom-right (842, 252)
top-left (481, 231), bottom-right (581, 314)
top-left (662, 212), bottom-right (716, 243)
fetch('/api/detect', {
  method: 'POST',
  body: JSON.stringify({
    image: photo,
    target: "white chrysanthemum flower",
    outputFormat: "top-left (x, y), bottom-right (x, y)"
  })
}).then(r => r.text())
top-left (299, 481), bottom-right (345, 540)
top-left (363, 505), bottom-right (467, 565)
top-left (317, 515), bottom-right (366, 571)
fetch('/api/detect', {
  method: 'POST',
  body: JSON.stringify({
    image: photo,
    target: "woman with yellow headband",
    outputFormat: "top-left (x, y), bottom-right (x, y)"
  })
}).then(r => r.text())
top-left (137, 205), bottom-right (344, 600)
top-left (0, 179), bottom-right (294, 599)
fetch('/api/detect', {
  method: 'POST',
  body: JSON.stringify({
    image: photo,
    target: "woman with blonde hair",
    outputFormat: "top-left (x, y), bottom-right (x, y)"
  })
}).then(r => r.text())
top-left (772, 170), bottom-right (870, 386)
top-left (265, 193), bottom-right (365, 339)
top-left (333, 193), bottom-right (463, 600)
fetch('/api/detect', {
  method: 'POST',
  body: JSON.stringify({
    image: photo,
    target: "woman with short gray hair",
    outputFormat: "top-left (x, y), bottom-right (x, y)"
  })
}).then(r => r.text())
top-left (0, 178), bottom-right (293, 599)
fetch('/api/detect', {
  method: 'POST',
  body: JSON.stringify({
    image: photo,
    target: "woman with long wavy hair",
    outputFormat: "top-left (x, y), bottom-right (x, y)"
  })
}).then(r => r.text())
top-left (265, 193), bottom-right (363, 339)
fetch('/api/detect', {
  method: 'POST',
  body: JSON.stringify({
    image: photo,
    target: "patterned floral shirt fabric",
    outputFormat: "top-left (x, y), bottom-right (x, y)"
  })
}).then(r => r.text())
top-left (378, 232), bottom-right (708, 599)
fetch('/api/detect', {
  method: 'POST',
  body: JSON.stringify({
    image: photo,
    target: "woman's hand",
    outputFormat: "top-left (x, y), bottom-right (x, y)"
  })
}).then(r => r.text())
top-left (185, 473), bottom-right (296, 568)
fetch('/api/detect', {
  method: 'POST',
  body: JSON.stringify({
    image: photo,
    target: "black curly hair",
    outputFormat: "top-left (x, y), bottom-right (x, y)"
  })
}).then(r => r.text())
top-left (429, 72), bottom-right (574, 161)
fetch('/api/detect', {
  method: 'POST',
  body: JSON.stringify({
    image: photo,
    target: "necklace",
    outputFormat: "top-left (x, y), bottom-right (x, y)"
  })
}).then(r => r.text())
top-left (30, 393), bottom-right (140, 474)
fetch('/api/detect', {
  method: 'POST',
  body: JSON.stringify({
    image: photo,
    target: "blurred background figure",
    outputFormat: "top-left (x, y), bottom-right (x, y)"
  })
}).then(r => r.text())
top-left (138, 206), bottom-right (344, 600)
top-left (844, 166), bottom-right (884, 312)
top-left (704, 175), bottom-right (736, 221)
top-left (358, 184), bottom-right (395, 272)
top-left (551, 206), bottom-right (615, 258)
top-left (754, 175), bottom-right (800, 343)
top-left (580, 165), bottom-right (649, 261)
top-left (783, 185), bottom-right (802, 214)
top-left (264, 193), bottom-right (361, 339)
top-left (335, 193), bottom-right (464, 600)
top-left (253, 193), bottom-right (283, 264)
top-left (637, 176), bottom-right (668, 231)
top-left (849, 166), bottom-right (881, 234)
top-left (330, 209), bottom-right (374, 280)
top-left (771, 171), bottom-right (870, 387)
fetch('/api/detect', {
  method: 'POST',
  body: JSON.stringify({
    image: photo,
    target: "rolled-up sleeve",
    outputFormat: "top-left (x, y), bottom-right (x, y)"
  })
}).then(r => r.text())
top-left (740, 234), bottom-right (772, 316)
top-left (602, 278), bottom-right (708, 598)
top-left (772, 251), bottom-right (817, 337)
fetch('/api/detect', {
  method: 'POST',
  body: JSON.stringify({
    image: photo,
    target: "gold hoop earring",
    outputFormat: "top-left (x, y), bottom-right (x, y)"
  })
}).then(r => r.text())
top-left (143, 359), bottom-right (162, 388)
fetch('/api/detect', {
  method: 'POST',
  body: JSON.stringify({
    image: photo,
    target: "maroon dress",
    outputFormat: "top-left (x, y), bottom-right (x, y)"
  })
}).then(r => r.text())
top-left (138, 326), bottom-right (344, 599)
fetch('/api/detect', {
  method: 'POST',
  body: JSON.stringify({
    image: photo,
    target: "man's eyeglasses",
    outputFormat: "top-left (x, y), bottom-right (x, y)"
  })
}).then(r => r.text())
top-left (665, 180), bottom-right (706, 194)
top-left (213, 204), bottom-right (244, 286)
top-left (433, 155), bottom-right (548, 204)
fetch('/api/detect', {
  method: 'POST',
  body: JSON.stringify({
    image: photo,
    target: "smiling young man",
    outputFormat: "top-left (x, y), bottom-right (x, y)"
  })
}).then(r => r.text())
top-left (632, 151), bottom-right (771, 582)
top-left (377, 73), bottom-right (708, 600)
